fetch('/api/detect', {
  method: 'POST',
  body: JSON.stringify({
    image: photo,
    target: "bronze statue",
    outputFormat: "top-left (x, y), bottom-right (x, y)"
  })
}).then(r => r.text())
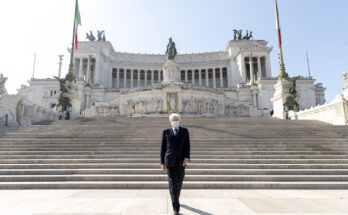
top-left (288, 76), bottom-right (300, 95)
top-left (165, 37), bottom-right (177, 60)
top-left (233, 29), bottom-right (254, 40)
top-left (249, 31), bottom-right (253, 40)
top-left (233, 29), bottom-right (238, 40)
top-left (243, 30), bottom-right (249, 40)
top-left (97, 30), bottom-right (105, 41)
top-left (86, 31), bottom-right (96, 41)
top-left (237, 30), bottom-right (242, 40)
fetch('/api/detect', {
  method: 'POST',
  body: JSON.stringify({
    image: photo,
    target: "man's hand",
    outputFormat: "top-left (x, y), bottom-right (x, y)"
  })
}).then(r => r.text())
top-left (183, 159), bottom-right (189, 166)
top-left (161, 164), bottom-right (166, 172)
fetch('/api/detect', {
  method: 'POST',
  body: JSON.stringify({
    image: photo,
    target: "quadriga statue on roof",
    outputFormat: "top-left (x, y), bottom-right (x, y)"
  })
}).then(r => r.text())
top-left (166, 37), bottom-right (177, 60)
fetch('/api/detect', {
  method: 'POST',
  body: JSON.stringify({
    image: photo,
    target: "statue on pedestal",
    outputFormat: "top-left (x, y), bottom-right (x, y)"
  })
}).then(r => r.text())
top-left (166, 37), bottom-right (177, 60)
top-left (0, 73), bottom-right (8, 95)
top-left (342, 72), bottom-right (348, 89)
top-left (282, 76), bottom-right (301, 112)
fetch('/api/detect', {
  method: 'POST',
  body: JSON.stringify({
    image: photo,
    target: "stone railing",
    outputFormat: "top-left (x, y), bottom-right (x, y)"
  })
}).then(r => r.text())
top-left (288, 95), bottom-right (348, 125)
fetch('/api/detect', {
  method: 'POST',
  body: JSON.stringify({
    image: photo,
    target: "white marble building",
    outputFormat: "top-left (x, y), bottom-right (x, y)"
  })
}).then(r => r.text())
top-left (18, 39), bottom-right (326, 117)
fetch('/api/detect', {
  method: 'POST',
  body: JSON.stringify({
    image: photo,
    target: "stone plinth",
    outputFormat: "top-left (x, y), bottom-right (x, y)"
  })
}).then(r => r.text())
top-left (271, 78), bottom-right (300, 119)
top-left (62, 80), bottom-right (82, 119)
top-left (162, 60), bottom-right (181, 85)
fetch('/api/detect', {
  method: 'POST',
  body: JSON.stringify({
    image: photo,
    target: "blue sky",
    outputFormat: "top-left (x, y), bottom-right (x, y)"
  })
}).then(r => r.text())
top-left (1, 0), bottom-right (347, 102)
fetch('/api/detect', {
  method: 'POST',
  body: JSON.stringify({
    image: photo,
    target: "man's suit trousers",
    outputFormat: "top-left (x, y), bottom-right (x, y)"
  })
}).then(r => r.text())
top-left (166, 156), bottom-right (186, 211)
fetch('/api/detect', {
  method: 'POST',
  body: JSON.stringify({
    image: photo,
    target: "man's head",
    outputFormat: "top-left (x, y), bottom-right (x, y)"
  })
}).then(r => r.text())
top-left (169, 113), bottom-right (180, 128)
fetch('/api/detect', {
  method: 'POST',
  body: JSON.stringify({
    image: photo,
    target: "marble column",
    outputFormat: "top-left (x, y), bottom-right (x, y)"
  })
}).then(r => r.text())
top-left (123, 69), bottom-right (127, 88)
top-left (79, 58), bottom-right (83, 79)
top-left (249, 59), bottom-right (254, 85)
top-left (257, 57), bottom-right (261, 78)
top-left (116, 69), bottom-right (120, 88)
top-left (94, 56), bottom-right (99, 85)
top-left (86, 57), bottom-right (91, 84)
top-left (185, 70), bottom-right (188, 82)
top-left (199, 69), bottom-right (202, 86)
top-left (151, 70), bottom-right (154, 85)
top-left (137, 70), bottom-right (140, 87)
top-left (191, 70), bottom-right (195, 85)
top-left (212, 68), bottom-right (216, 88)
top-left (130, 69), bottom-right (134, 88)
top-left (205, 69), bottom-right (209, 87)
top-left (265, 55), bottom-right (272, 77)
top-left (144, 70), bottom-right (147, 86)
top-left (220, 67), bottom-right (223, 88)
top-left (158, 70), bottom-right (161, 82)
top-left (242, 56), bottom-right (246, 83)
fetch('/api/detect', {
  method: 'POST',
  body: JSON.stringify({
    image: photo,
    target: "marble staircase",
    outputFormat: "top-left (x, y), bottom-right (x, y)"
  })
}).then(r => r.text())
top-left (1, 117), bottom-right (348, 189)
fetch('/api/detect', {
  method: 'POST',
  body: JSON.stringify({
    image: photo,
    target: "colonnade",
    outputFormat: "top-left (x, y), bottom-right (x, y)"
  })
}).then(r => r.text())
top-left (244, 56), bottom-right (267, 84)
top-left (74, 57), bottom-right (96, 84)
top-left (111, 67), bottom-right (227, 89)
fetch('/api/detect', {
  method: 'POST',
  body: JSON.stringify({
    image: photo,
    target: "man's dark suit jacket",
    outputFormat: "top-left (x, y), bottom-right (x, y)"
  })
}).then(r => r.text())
top-left (161, 126), bottom-right (190, 168)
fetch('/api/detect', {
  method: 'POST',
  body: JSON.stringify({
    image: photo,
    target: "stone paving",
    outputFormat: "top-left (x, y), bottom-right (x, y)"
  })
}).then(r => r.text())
top-left (1, 189), bottom-right (348, 215)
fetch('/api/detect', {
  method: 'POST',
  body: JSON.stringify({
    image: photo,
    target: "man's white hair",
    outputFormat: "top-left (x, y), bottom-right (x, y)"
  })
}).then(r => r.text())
top-left (169, 113), bottom-right (180, 121)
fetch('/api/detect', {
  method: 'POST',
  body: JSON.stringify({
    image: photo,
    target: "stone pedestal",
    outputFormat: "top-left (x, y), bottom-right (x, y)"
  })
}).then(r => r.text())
top-left (251, 85), bottom-right (258, 108)
top-left (69, 97), bottom-right (82, 119)
top-left (271, 78), bottom-right (300, 119)
top-left (62, 81), bottom-right (82, 119)
top-left (162, 60), bottom-right (181, 85)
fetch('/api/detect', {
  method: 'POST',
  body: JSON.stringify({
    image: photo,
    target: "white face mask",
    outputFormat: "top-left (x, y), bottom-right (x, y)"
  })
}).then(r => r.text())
top-left (171, 120), bottom-right (179, 128)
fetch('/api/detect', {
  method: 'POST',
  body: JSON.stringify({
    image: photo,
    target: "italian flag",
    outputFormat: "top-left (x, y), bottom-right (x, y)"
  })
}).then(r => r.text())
top-left (74, 0), bottom-right (82, 50)
top-left (275, 0), bottom-right (282, 49)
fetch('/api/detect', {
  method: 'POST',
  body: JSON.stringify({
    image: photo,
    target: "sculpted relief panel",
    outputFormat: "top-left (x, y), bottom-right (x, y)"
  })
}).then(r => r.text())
top-left (225, 103), bottom-right (250, 117)
top-left (182, 97), bottom-right (221, 115)
top-left (94, 105), bottom-right (120, 117)
top-left (126, 99), bottom-right (163, 115)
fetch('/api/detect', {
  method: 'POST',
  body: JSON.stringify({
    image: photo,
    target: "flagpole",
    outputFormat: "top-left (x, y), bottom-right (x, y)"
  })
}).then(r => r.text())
top-left (32, 53), bottom-right (36, 79)
top-left (275, 0), bottom-right (288, 79)
top-left (68, 0), bottom-right (77, 77)
top-left (306, 51), bottom-right (311, 78)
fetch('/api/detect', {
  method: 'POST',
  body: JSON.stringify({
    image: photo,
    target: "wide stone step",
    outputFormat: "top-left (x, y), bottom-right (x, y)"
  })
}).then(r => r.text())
top-left (0, 150), bottom-right (345, 155)
top-left (1, 181), bottom-right (348, 189)
top-left (1, 142), bottom-right (344, 146)
top-left (2, 154), bottom-right (348, 159)
top-left (1, 158), bottom-right (348, 164)
top-left (3, 145), bottom-right (342, 149)
top-left (1, 139), bottom-right (347, 143)
top-left (1, 174), bottom-right (348, 182)
top-left (1, 163), bottom-right (348, 169)
top-left (2, 168), bottom-right (348, 175)
top-left (0, 142), bottom-right (348, 150)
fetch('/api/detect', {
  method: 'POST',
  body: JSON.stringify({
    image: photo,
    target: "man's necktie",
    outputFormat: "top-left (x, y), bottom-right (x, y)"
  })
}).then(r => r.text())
top-left (174, 129), bottom-right (178, 136)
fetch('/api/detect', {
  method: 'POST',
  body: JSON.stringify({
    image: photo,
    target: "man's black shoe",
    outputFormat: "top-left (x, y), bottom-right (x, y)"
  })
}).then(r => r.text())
top-left (173, 209), bottom-right (180, 215)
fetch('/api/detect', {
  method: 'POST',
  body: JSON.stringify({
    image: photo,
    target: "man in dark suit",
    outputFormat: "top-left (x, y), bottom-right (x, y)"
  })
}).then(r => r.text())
top-left (161, 113), bottom-right (190, 215)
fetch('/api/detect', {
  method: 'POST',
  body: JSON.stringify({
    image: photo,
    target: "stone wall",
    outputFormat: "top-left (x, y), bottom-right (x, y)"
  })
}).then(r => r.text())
top-left (288, 72), bottom-right (348, 125)
top-left (288, 95), bottom-right (348, 125)
top-left (0, 95), bottom-right (58, 126)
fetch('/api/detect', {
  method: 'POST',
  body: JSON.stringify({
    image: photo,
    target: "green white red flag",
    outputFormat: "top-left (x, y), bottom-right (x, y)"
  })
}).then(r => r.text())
top-left (275, 0), bottom-right (282, 48)
top-left (74, 0), bottom-right (82, 50)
